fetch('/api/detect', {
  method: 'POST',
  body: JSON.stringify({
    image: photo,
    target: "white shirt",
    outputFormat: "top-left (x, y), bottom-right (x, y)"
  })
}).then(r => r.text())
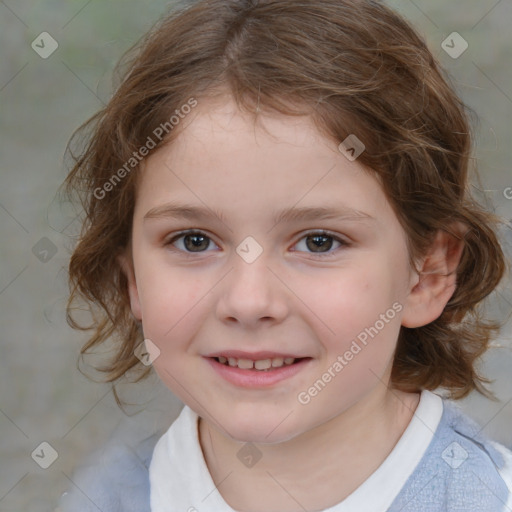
top-left (149, 390), bottom-right (512, 511)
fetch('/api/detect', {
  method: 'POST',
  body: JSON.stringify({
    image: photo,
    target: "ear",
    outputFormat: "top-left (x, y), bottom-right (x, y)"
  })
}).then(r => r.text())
top-left (118, 250), bottom-right (142, 321)
top-left (401, 223), bottom-right (467, 328)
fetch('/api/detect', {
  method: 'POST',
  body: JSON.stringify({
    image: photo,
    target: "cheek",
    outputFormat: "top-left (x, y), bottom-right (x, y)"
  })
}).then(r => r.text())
top-left (295, 264), bottom-right (404, 405)
top-left (135, 262), bottom-right (208, 350)
top-left (304, 281), bottom-right (403, 411)
top-left (304, 264), bottom-right (401, 346)
top-left (139, 269), bottom-right (209, 394)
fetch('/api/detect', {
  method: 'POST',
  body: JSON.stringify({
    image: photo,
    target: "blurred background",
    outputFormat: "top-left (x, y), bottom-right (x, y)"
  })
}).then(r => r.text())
top-left (0, 0), bottom-right (511, 510)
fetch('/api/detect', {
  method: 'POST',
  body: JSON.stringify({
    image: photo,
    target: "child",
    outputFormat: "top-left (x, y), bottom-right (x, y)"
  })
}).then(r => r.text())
top-left (59, 0), bottom-right (512, 510)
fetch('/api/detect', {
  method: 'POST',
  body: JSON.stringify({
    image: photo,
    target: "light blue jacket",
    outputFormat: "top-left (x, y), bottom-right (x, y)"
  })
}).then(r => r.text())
top-left (58, 399), bottom-right (510, 511)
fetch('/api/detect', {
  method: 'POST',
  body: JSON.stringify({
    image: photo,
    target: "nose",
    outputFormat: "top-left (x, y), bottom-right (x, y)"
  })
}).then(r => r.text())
top-left (214, 249), bottom-right (289, 329)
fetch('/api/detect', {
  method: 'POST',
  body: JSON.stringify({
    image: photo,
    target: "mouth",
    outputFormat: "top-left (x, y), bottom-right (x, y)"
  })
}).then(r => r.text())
top-left (211, 355), bottom-right (310, 371)
top-left (205, 353), bottom-right (313, 388)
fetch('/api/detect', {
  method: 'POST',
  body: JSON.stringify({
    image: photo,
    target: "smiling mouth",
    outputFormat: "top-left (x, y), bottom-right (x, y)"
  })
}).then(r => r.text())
top-left (212, 356), bottom-right (310, 371)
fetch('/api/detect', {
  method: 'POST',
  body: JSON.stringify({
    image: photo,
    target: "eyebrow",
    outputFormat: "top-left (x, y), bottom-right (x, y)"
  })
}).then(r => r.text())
top-left (143, 201), bottom-right (375, 225)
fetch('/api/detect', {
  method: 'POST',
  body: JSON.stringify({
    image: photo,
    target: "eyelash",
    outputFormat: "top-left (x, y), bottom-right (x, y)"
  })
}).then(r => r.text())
top-left (164, 229), bottom-right (349, 259)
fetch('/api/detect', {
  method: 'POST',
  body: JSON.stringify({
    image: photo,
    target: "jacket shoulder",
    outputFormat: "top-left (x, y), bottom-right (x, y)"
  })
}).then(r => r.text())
top-left (57, 430), bottom-right (163, 512)
top-left (390, 399), bottom-right (510, 511)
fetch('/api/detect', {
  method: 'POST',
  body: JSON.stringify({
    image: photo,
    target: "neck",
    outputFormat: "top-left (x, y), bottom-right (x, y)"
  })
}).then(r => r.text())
top-left (198, 387), bottom-right (421, 512)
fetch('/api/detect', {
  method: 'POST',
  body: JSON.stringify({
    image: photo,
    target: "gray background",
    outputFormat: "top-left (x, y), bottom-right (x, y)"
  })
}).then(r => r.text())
top-left (1, 1), bottom-right (511, 511)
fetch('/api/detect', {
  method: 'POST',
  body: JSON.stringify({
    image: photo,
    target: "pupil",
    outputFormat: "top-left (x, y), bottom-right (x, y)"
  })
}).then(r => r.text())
top-left (185, 234), bottom-right (209, 251)
top-left (307, 235), bottom-right (332, 253)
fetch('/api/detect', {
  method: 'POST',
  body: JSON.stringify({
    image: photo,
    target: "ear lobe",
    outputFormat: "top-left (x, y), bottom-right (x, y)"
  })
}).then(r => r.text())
top-left (401, 224), bottom-right (466, 328)
top-left (118, 252), bottom-right (142, 321)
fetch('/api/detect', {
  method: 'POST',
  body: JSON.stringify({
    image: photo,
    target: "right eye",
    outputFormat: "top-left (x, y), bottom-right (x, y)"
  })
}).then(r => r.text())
top-left (165, 230), bottom-right (220, 254)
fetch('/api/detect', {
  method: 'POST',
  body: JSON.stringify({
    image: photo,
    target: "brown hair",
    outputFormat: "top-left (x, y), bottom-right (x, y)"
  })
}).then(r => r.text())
top-left (65, 0), bottom-right (507, 401)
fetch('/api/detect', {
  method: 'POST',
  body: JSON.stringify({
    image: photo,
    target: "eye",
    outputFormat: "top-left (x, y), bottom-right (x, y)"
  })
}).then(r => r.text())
top-left (165, 229), bottom-right (348, 258)
top-left (165, 230), bottom-right (219, 253)
top-left (291, 231), bottom-right (348, 258)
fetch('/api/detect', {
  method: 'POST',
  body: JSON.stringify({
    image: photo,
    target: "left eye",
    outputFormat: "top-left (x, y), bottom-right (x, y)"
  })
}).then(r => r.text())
top-left (292, 231), bottom-right (346, 257)
top-left (165, 230), bottom-right (346, 257)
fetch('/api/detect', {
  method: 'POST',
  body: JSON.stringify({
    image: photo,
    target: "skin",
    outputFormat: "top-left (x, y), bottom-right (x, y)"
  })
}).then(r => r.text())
top-left (120, 95), bottom-right (464, 511)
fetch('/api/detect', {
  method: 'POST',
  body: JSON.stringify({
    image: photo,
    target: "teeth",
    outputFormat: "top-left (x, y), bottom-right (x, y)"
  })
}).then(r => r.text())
top-left (254, 359), bottom-right (272, 370)
top-left (216, 356), bottom-right (297, 370)
top-left (271, 357), bottom-right (284, 367)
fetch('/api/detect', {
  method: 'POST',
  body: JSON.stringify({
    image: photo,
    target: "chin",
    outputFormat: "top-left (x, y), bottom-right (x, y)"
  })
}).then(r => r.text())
top-left (219, 414), bottom-right (303, 445)
top-left (229, 428), bottom-right (296, 445)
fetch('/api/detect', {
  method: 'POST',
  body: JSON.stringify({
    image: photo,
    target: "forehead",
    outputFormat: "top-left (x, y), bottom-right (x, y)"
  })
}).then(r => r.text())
top-left (136, 95), bottom-right (390, 224)
top-left (167, 95), bottom-right (336, 161)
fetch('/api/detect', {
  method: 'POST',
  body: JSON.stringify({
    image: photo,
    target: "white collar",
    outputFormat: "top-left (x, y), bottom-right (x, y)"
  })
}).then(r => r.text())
top-left (149, 390), bottom-right (443, 512)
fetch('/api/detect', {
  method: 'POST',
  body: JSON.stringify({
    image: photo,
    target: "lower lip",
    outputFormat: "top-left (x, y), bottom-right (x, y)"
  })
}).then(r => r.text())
top-left (204, 357), bottom-right (311, 388)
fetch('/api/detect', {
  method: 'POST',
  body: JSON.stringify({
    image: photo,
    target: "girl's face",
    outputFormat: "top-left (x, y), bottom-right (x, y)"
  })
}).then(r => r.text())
top-left (124, 96), bottom-right (419, 443)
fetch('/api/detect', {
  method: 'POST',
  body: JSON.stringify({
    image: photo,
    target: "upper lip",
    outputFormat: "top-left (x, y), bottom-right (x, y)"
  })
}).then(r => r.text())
top-left (205, 350), bottom-right (308, 360)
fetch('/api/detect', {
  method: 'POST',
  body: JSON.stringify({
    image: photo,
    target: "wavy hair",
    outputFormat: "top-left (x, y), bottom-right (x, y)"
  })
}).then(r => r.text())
top-left (65, 0), bottom-right (507, 401)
